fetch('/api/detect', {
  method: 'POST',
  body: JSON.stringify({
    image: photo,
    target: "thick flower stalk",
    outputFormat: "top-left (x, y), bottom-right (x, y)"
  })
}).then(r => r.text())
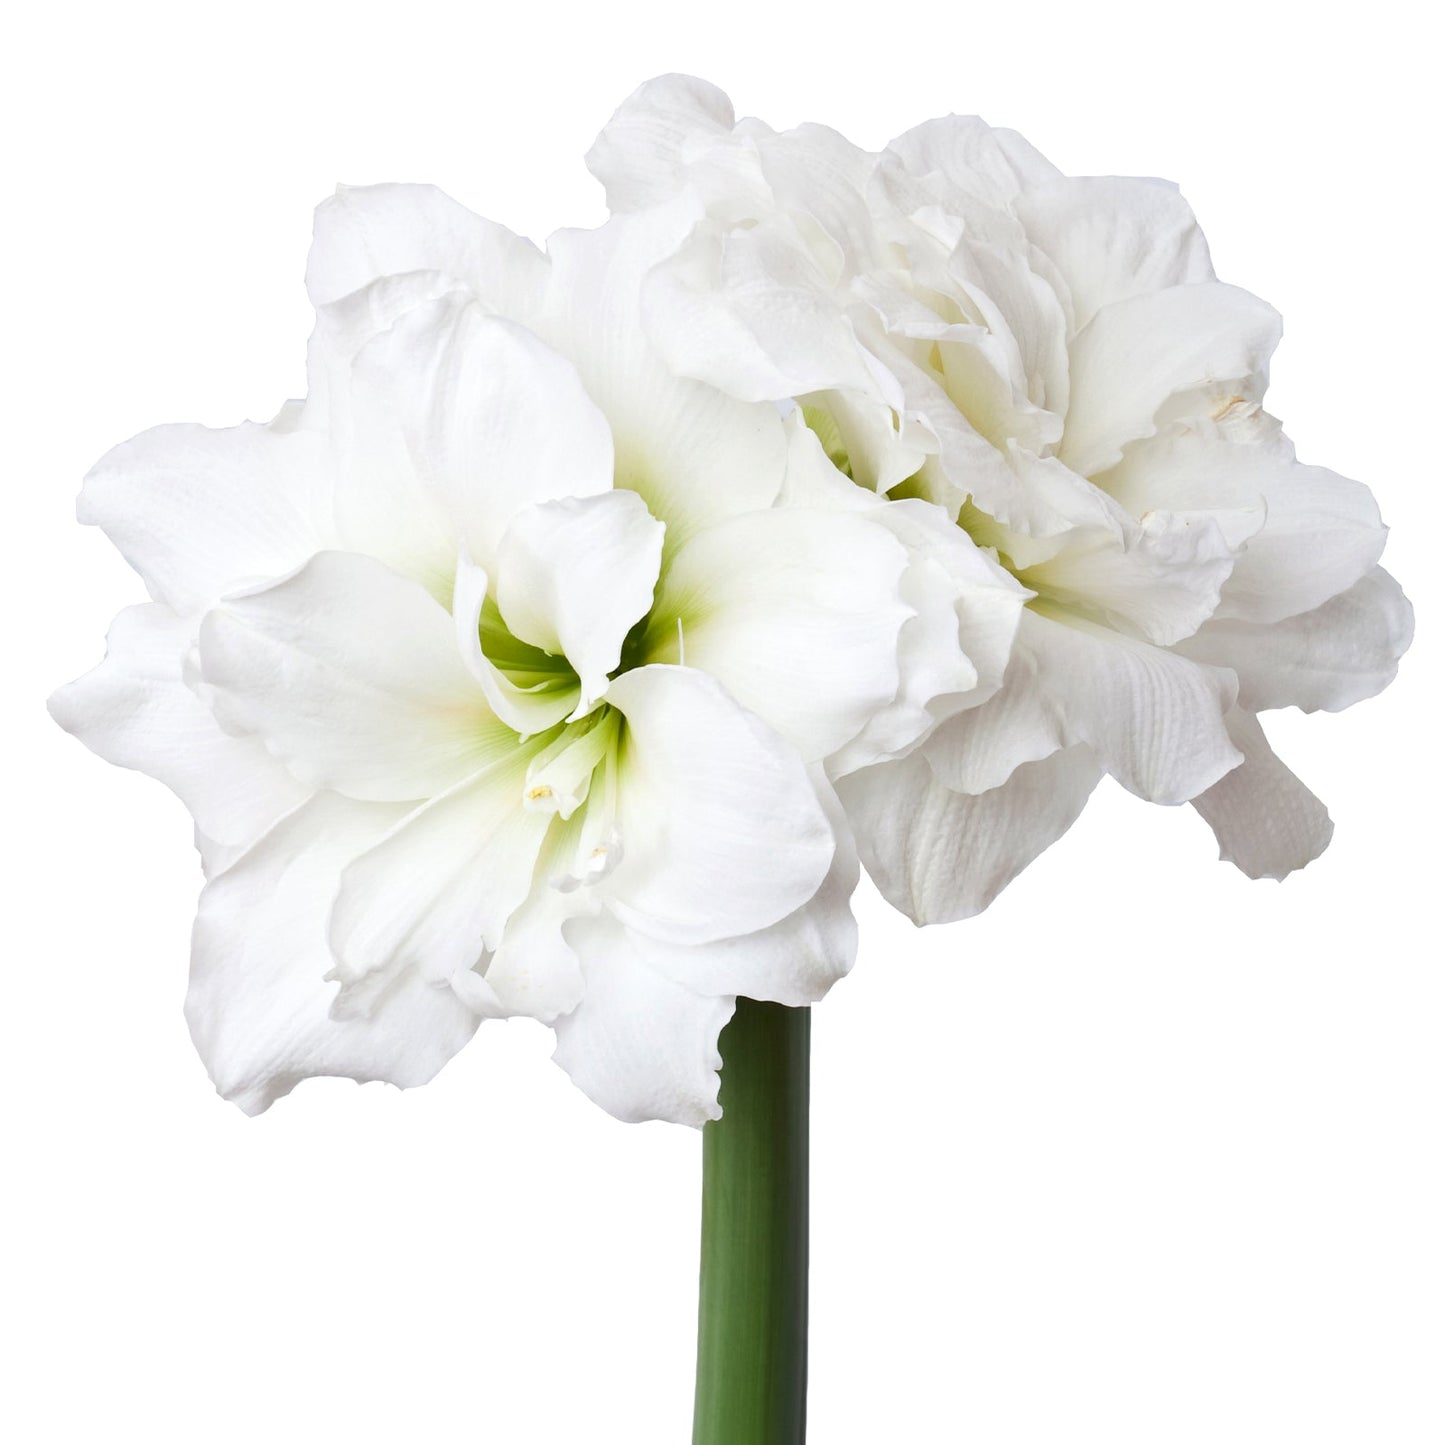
top-left (50, 186), bottom-right (1021, 1124)
top-left (590, 76), bottom-right (1414, 922)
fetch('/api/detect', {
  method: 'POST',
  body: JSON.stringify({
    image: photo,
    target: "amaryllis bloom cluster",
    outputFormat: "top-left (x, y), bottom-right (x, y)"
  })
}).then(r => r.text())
top-left (51, 184), bottom-right (1020, 1124)
top-left (589, 75), bottom-right (1413, 922)
top-left (52, 78), bottom-right (1411, 1125)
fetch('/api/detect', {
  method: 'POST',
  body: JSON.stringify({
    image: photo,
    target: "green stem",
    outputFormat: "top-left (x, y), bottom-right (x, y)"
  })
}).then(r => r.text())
top-left (692, 998), bottom-right (810, 1445)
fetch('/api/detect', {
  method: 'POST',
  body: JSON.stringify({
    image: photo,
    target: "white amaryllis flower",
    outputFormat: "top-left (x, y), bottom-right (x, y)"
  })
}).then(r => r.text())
top-left (589, 76), bottom-right (1414, 921)
top-left (51, 185), bottom-right (1022, 1124)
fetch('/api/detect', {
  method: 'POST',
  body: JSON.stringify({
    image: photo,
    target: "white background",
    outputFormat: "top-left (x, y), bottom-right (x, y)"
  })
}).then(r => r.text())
top-left (4, 2), bottom-right (1441, 1441)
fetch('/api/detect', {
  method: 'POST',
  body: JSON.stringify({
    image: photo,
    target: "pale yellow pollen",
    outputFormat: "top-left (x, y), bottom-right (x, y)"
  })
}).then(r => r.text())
top-left (526, 785), bottom-right (555, 803)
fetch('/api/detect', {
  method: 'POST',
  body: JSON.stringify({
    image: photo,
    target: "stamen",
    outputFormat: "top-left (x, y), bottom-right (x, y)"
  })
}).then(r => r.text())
top-left (523, 708), bottom-right (619, 820)
top-left (547, 715), bottom-right (625, 891)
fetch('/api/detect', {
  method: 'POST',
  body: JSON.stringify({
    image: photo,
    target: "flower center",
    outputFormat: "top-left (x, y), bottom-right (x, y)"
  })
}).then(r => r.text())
top-left (477, 590), bottom-right (581, 703)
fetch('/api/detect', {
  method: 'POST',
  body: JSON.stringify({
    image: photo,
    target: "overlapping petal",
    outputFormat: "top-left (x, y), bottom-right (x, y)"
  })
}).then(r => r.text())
top-left (450, 552), bottom-right (581, 736)
top-left (641, 506), bottom-right (912, 763)
top-left (306, 182), bottom-right (548, 312)
top-left (48, 604), bottom-right (309, 854)
top-left (1013, 177), bottom-right (1214, 331)
top-left (838, 744), bottom-right (1100, 924)
top-left (1059, 283), bottom-right (1283, 479)
top-left (622, 770), bottom-right (859, 1008)
top-left (327, 748), bottom-right (554, 1011)
top-left (552, 914), bottom-right (735, 1126)
top-left (345, 293), bottom-right (615, 571)
top-left (187, 794), bottom-right (479, 1115)
top-left (539, 207), bottom-right (790, 553)
top-left (495, 491), bottom-right (665, 712)
top-left (603, 665), bottom-right (835, 946)
top-left (78, 420), bottom-right (331, 616)
top-left (1176, 567), bottom-right (1413, 714)
top-left (199, 550), bottom-right (510, 801)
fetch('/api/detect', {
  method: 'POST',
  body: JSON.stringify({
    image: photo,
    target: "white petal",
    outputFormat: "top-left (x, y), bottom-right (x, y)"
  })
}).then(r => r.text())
top-left (1059, 283), bottom-right (1282, 479)
top-left (894, 352), bottom-right (1107, 538)
top-left (645, 215), bottom-right (880, 401)
top-left (540, 208), bottom-right (789, 553)
top-left (602, 665), bottom-right (834, 945)
top-left (496, 491), bottom-right (665, 709)
top-left (186, 793), bottom-right (478, 1114)
top-left (328, 747), bottom-right (552, 1010)
top-left (883, 114), bottom-right (1063, 204)
top-left (347, 293), bottom-right (614, 570)
top-left (1013, 177), bottom-right (1214, 332)
top-left (48, 604), bottom-right (309, 850)
top-left (462, 867), bottom-right (588, 1024)
top-left (931, 230), bottom-right (1071, 443)
top-left (815, 385), bottom-right (928, 493)
top-left (1102, 418), bottom-right (1386, 626)
top-left (306, 273), bottom-right (468, 600)
top-left (199, 551), bottom-right (509, 801)
top-left (641, 508), bottom-right (912, 763)
top-left (1024, 607), bottom-right (1242, 803)
top-left (829, 493), bottom-right (1027, 774)
top-left (1175, 567), bottom-right (1414, 714)
top-left (552, 913), bottom-right (734, 1126)
top-left (1018, 506), bottom-right (1239, 646)
top-left (450, 552), bottom-right (581, 736)
top-left (838, 744), bottom-right (1101, 924)
top-left (1191, 710), bottom-right (1333, 879)
top-left (586, 73), bottom-right (738, 211)
top-left (623, 769), bottom-right (858, 1006)
top-left (1025, 607), bottom-right (1242, 803)
top-left (921, 640), bottom-right (1071, 795)
top-left (78, 421), bottom-right (331, 616)
top-left (1217, 459), bottom-right (1387, 626)
top-left (306, 182), bottom-right (547, 311)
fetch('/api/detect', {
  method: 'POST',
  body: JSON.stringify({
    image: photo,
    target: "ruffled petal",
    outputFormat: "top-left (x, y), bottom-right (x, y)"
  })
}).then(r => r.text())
top-left (1013, 177), bottom-right (1214, 332)
top-left (883, 114), bottom-right (1063, 204)
top-left (186, 793), bottom-right (478, 1115)
top-left (49, 604), bottom-right (309, 851)
top-left (306, 182), bottom-right (547, 311)
top-left (1175, 567), bottom-right (1413, 714)
top-left (198, 551), bottom-right (509, 801)
top-left (496, 491), bottom-right (665, 710)
top-left (328, 747), bottom-right (552, 1009)
top-left (305, 274), bottom-right (467, 599)
top-left (1023, 607), bottom-right (1242, 803)
top-left (1191, 710), bottom-right (1333, 879)
top-left (622, 768), bottom-right (858, 1006)
top-left (774, 411), bottom-right (1026, 771)
top-left (586, 73), bottom-right (738, 211)
top-left (345, 293), bottom-right (614, 571)
top-left (640, 507), bottom-right (912, 763)
top-left (450, 552), bottom-right (581, 736)
top-left (460, 872), bottom-right (587, 1024)
top-left (920, 639), bottom-right (1071, 795)
top-left (1059, 282), bottom-right (1282, 479)
top-left (1102, 417), bottom-right (1386, 626)
top-left (602, 665), bottom-right (834, 945)
top-left (552, 913), bottom-right (734, 1126)
top-left (540, 207), bottom-right (790, 553)
top-left (645, 215), bottom-right (880, 402)
top-left (78, 420), bottom-right (331, 616)
top-left (1018, 505), bottom-right (1239, 646)
top-left (836, 495), bottom-right (1027, 772)
top-left (838, 744), bottom-right (1101, 924)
